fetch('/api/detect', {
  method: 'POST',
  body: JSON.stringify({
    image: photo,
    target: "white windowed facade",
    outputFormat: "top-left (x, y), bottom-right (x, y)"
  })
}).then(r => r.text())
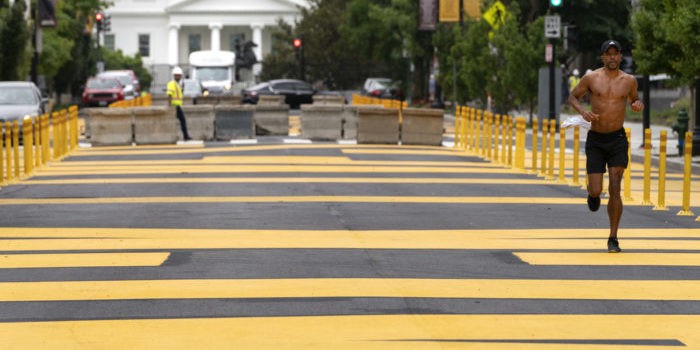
top-left (104, 0), bottom-right (308, 89)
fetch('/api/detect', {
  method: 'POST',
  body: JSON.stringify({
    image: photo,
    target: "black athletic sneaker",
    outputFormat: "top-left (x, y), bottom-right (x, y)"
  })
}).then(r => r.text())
top-left (587, 195), bottom-right (600, 212)
top-left (608, 238), bottom-right (621, 253)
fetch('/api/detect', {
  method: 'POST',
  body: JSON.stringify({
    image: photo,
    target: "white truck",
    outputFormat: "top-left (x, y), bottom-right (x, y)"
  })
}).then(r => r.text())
top-left (188, 50), bottom-right (236, 95)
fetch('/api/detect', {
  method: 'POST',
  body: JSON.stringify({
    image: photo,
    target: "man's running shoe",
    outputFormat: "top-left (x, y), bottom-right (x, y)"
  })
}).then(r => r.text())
top-left (587, 195), bottom-right (600, 212)
top-left (608, 238), bottom-right (621, 253)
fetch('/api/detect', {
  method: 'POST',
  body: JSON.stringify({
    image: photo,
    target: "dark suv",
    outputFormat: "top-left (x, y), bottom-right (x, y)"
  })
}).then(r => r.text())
top-left (242, 79), bottom-right (315, 108)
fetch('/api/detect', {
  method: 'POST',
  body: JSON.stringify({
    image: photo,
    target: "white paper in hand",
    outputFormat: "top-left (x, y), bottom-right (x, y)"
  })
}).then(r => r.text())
top-left (561, 116), bottom-right (591, 130)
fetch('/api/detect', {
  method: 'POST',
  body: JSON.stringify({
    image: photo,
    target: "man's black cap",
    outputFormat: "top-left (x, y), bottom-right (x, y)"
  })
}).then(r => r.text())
top-left (600, 40), bottom-right (622, 54)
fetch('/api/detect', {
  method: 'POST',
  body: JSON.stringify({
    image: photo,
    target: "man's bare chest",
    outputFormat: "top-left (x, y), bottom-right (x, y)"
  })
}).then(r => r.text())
top-left (589, 78), bottom-right (630, 100)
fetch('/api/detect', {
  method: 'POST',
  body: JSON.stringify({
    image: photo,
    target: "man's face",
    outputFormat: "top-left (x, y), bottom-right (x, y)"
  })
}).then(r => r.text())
top-left (174, 74), bottom-right (182, 82)
top-left (601, 47), bottom-right (621, 70)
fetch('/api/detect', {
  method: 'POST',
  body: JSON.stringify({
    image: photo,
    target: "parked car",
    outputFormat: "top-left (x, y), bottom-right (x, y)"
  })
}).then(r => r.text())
top-left (242, 79), bottom-right (314, 109)
top-left (97, 70), bottom-right (140, 98)
top-left (0, 81), bottom-right (47, 124)
top-left (82, 77), bottom-right (124, 107)
top-left (361, 77), bottom-right (403, 100)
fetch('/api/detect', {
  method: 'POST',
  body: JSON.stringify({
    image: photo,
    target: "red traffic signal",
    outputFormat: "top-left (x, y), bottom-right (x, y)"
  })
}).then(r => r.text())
top-left (95, 12), bottom-right (103, 21)
top-left (293, 38), bottom-right (302, 48)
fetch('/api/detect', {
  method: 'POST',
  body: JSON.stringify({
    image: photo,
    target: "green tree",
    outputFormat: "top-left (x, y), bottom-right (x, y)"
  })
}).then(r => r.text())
top-left (0, 0), bottom-right (31, 81)
top-left (259, 20), bottom-right (298, 82)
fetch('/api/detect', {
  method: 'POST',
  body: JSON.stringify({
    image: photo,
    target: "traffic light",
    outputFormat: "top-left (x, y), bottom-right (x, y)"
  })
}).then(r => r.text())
top-left (550, 0), bottom-right (562, 6)
top-left (95, 12), bottom-right (104, 32)
top-left (103, 14), bottom-right (111, 32)
top-left (293, 38), bottom-right (302, 48)
top-left (564, 25), bottom-right (577, 51)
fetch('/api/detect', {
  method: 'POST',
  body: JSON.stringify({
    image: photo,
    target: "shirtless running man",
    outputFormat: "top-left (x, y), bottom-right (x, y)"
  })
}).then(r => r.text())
top-left (568, 40), bottom-right (644, 253)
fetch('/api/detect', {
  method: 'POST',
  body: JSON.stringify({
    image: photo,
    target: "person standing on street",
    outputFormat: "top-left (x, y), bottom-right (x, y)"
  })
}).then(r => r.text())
top-left (567, 40), bottom-right (644, 253)
top-left (167, 67), bottom-right (191, 141)
top-left (568, 69), bottom-right (581, 93)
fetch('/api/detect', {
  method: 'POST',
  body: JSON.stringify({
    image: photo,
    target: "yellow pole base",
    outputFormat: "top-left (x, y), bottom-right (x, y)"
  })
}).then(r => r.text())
top-left (652, 205), bottom-right (668, 211)
top-left (677, 210), bottom-right (695, 216)
top-left (640, 200), bottom-right (654, 206)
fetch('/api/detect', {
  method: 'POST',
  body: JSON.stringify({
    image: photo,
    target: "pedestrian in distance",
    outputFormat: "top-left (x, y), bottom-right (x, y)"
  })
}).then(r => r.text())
top-left (567, 40), bottom-right (644, 253)
top-left (167, 67), bottom-right (191, 141)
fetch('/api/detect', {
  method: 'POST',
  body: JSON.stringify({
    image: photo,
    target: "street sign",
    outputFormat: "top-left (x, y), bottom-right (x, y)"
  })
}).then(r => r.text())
top-left (483, 0), bottom-right (506, 30)
top-left (544, 15), bottom-right (560, 38)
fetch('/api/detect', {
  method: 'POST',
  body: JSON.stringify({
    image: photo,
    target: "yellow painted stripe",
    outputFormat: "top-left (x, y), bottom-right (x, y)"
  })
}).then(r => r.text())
top-left (515, 252), bottom-right (700, 266)
top-left (0, 315), bottom-right (698, 350)
top-left (0, 196), bottom-right (594, 206)
top-left (342, 149), bottom-right (475, 156)
top-left (34, 165), bottom-right (513, 175)
top-left (21, 178), bottom-right (553, 185)
top-left (1, 228), bottom-right (699, 251)
top-left (0, 252), bottom-right (170, 269)
top-left (1, 278), bottom-right (700, 302)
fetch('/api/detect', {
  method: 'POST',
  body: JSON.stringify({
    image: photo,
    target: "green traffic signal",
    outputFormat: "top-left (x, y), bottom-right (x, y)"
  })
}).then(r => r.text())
top-left (550, 0), bottom-right (562, 6)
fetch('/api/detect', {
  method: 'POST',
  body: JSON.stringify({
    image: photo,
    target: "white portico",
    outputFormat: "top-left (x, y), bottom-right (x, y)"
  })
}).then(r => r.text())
top-left (104, 0), bottom-right (308, 87)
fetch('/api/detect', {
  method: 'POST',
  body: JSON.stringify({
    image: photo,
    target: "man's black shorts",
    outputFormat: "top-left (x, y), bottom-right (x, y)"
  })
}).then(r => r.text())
top-left (585, 128), bottom-right (629, 174)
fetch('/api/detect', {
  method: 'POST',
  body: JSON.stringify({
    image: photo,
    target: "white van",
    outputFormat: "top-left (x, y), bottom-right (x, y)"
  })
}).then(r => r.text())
top-left (188, 50), bottom-right (236, 95)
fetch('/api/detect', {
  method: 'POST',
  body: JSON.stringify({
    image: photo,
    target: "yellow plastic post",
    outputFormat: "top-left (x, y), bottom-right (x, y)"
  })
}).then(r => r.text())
top-left (623, 128), bottom-right (633, 201)
top-left (500, 115), bottom-right (507, 164)
top-left (571, 126), bottom-right (580, 186)
top-left (558, 125), bottom-right (566, 183)
top-left (540, 120), bottom-right (548, 177)
top-left (531, 120), bottom-right (538, 173)
top-left (476, 110), bottom-right (483, 157)
top-left (41, 115), bottom-right (50, 164)
top-left (654, 130), bottom-right (668, 211)
top-left (493, 114), bottom-right (501, 163)
top-left (641, 128), bottom-right (653, 205)
top-left (678, 131), bottom-right (694, 216)
top-left (69, 105), bottom-right (79, 150)
top-left (34, 116), bottom-right (41, 167)
top-left (507, 116), bottom-right (514, 166)
top-left (0, 124), bottom-right (4, 185)
top-left (12, 120), bottom-right (20, 178)
top-left (486, 113), bottom-right (493, 160)
top-left (547, 119), bottom-right (556, 180)
top-left (454, 106), bottom-right (462, 149)
top-left (22, 117), bottom-right (33, 175)
top-left (516, 117), bottom-right (526, 169)
top-left (4, 121), bottom-right (12, 183)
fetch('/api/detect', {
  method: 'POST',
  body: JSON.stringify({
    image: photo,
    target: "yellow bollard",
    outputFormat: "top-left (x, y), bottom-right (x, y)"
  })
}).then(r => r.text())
top-left (12, 120), bottom-right (20, 178)
top-left (623, 128), bottom-right (634, 201)
top-left (516, 117), bottom-right (526, 169)
top-left (678, 131), bottom-right (694, 216)
top-left (454, 106), bottom-right (462, 149)
top-left (0, 124), bottom-right (4, 185)
top-left (34, 116), bottom-right (41, 167)
top-left (641, 128), bottom-right (653, 205)
top-left (540, 120), bottom-right (548, 177)
top-left (500, 115), bottom-right (507, 164)
top-left (531, 120), bottom-right (538, 173)
top-left (474, 110), bottom-right (481, 155)
top-left (493, 114), bottom-right (500, 163)
top-left (507, 116), bottom-right (514, 166)
top-left (69, 105), bottom-right (79, 150)
top-left (572, 126), bottom-right (581, 186)
top-left (486, 113), bottom-right (493, 160)
top-left (41, 114), bottom-right (50, 164)
top-left (558, 125), bottom-right (566, 183)
top-left (654, 130), bottom-right (668, 211)
top-left (4, 121), bottom-right (12, 183)
top-left (22, 116), bottom-right (33, 176)
top-left (547, 119), bottom-right (556, 180)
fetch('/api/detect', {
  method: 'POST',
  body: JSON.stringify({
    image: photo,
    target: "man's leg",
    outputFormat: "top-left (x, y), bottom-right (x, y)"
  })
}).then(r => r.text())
top-left (587, 172), bottom-right (603, 211)
top-left (607, 166), bottom-right (625, 239)
top-left (175, 106), bottom-right (191, 140)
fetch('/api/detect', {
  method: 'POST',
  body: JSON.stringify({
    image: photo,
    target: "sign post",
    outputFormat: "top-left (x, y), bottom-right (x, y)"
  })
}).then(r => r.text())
top-left (544, 16), bottom-right (560, 121)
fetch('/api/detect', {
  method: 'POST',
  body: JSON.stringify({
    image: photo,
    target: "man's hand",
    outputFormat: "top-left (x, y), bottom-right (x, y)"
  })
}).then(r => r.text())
top-left (582, 111), bottom-right (600, 122)
top-left (631, 100), bottom-right (644, 113)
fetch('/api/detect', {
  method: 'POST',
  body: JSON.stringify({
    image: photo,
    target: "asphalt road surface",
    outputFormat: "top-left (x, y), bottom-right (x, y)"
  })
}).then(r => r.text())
top-left (1, 139), bottom-right (699, 349)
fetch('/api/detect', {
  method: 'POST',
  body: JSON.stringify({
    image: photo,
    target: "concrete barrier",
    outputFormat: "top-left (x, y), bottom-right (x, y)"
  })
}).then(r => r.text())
top-left (258, 95), bottom-right (286, 106)
top-left (88, 108), bottom-right (133, 146)
top-left (301, 105), bottom-right (343, 140)
top-left (342, 106), bottom-right (359, 139)
top-left (401, 108), bottom-right (444, 146)
top-left (182, 105), bottom-right (215, 141)
top-left (133, 106), bottom-right (179, 144)
top-left (312, 94), bottom-right (345, 106)
top-left (215, 105), bottom-right (256, 140)
top-left (218, 95), bottom-right (242, 105)
top-left (357, 107), bottom-right (399, 144)
top-left (196, 95), bottom-right (219, 106)
top-left (150, 94), bottom-right (170, 107)
top-left (254, 104), bottom-right (289, 136)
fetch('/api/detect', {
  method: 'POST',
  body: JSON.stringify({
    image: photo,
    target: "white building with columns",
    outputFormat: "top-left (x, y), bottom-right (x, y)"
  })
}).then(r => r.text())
top-left (103, 0), bottom-right (309, 90)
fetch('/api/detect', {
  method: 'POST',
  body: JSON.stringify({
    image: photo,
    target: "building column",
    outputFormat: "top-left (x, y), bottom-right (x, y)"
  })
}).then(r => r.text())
top-left (251, 23), bottom-right (264, 76)
top-left (209, 22), bottom-right (223, 51)
top-left (168, 23), bottom-right (180, 67)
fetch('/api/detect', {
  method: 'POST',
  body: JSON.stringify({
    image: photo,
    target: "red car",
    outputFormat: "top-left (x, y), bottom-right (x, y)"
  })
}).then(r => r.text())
top-left (82, 77), bottom-right (124, 107)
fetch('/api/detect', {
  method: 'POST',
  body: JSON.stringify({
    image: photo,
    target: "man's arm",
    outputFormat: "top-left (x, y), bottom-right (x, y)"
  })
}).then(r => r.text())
top-left (567, 75), bottom-right (599, 122)
top-left (628, 76), bottom-right (644, 112)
